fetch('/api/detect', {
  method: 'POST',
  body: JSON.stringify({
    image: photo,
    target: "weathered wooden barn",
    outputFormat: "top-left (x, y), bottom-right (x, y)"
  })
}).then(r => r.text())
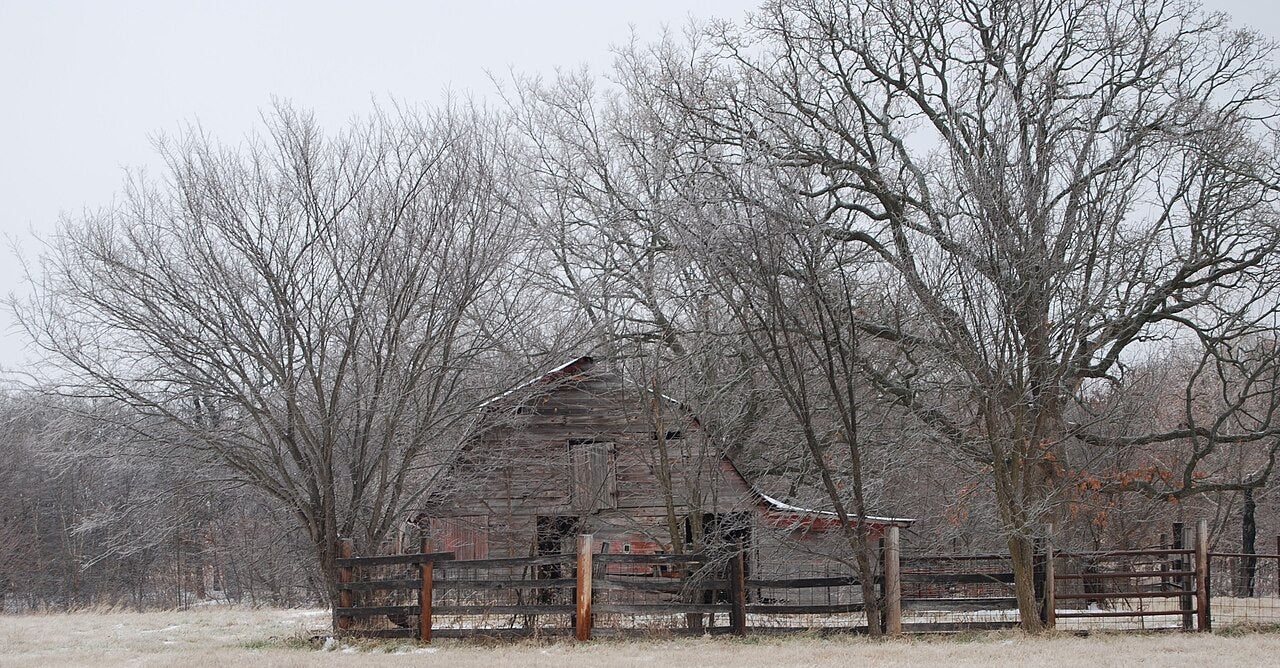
top-left (416, 356), bottom-right (913, 578)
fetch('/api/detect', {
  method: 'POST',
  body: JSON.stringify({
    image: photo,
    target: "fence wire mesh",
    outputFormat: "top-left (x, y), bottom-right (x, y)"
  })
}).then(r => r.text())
top-left (431, 556), bottom-right (576, 635)
top-left (899, 553), bottom-right (1020, 630)
top-left (1208, 551), bottom-right (1280, 629)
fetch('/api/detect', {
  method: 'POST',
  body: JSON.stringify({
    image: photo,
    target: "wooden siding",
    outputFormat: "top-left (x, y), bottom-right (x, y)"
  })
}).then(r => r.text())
top-left (421, 358), bottom-right (904, 578)
top-left (429, 365), bottom-right (762, 558)
top-left (428, 516), bottom-right (489, 560)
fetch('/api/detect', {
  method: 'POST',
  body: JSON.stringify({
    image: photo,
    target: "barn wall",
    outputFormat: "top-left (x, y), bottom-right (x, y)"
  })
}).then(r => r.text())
top-left (422, 363), bottom-right (899, 576)
top-left (427, 370), bottom-right (757, 558)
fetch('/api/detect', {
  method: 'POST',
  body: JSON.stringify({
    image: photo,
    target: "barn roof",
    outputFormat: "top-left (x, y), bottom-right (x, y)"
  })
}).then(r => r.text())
top-left (477, 355), bottom-right (593, 408)
top-left (484, 355), bottom-right (915, 529)
top-left (755, 491), bottom-right (914, 528)
top-left (719, 456), bottom-right (914, 528)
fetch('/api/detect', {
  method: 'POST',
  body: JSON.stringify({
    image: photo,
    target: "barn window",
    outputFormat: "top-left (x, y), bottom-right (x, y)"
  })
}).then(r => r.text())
top-left (651, 430), bottom-right (684, 440)
top-left (568, 438), bottom-right (617, 511)
top-left (684, 512), bottom-right (751, 551)
top-left (536, 515), bottom-right (581, 555)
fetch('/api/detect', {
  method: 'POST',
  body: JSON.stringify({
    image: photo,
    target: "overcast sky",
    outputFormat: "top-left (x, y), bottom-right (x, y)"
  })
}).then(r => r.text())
top-left (2, 0), bottom-right (1279, 379)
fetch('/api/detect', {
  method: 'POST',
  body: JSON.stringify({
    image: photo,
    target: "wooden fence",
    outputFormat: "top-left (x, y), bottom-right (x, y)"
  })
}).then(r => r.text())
top-left (334, 537), bottom-right (454, 641)
top-left (334, 520), bottom-right (1265, 643)
top-left (336, 534), bottom-right (780, 641)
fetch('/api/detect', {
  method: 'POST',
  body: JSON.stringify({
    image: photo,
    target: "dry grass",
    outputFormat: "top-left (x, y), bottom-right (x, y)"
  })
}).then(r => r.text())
top-left (2, 608), bottom-right (1280, 667)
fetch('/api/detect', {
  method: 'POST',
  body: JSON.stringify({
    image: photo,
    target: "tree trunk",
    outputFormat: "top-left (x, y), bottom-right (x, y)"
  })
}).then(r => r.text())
top-left (1009, 534), bottom-right (1042, 633)
top-left (1240, 488), bottom-right (1257, 597)
top-left (851, 532), bottom-right (883, 635)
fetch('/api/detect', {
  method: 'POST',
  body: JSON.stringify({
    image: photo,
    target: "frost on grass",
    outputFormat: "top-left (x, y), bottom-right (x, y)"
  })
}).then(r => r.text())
top-left (4, 608), bottom-right (1280, 667)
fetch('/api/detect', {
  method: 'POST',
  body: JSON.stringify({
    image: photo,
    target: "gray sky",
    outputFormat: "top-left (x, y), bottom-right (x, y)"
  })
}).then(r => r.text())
top-left (2, 0), bottom-right (1278, 378)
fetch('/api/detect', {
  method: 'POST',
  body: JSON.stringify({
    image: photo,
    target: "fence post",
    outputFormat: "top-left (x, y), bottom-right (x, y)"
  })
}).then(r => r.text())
top-left (1042, 526), bottom-right (1055, 629)
top-left (1160, 532), bottom-right (1169, 592)
top-left (884, 526), bottom-right (902, 635)
top-left (576, 534), bottom-right (594, 641)
top-left (337, 537), bottom-right (354, 634)
top-left (729, 539), bottom-right (748, 636)
top-left (1195, 518), bottom-right (1211, 632)
top-left (1173, 522), bottom-right (1192, 631)
top-left (876, 537), bottom-right (886, 634)
top-left (419, 536), bottom-right (433, 644)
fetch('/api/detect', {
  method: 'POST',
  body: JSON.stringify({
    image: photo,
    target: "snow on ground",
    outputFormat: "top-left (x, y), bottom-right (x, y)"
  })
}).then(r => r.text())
top-left (2, 607), bottom-right (1280, 667)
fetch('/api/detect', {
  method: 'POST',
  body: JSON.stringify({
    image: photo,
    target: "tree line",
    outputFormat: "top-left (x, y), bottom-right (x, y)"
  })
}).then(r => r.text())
top-left (5, 0), bottom-right (1280, 629)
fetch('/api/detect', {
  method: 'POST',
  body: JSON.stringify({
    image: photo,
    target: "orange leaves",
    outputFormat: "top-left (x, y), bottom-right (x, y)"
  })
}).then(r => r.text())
top-left (1067, 499), bottom-right (1114, 527)
top-left (1068, 465), bottom-right (1173, 495)
top-left (1076, 476), bottom-right (1103, 493)
top-left (944, 481), bottom-right (980, 527)
top-left (944, 503), bottom-right (970, 527)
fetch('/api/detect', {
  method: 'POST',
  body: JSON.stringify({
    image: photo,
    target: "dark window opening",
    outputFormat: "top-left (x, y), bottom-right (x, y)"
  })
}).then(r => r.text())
top-left (534, 516), bottom-right (580, 604)
top-left (652, 430), bottom-right (684, 440)
top-left (683, 512), bottom-right (751, 551)
top-left (683, 512), bottom-right (752, 604)
top-left (536, 515), bottom-right (581, 556)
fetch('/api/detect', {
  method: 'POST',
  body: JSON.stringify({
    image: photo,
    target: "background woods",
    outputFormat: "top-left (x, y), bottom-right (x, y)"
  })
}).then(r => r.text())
top-left (6, 0), bottom-right (1280, 629)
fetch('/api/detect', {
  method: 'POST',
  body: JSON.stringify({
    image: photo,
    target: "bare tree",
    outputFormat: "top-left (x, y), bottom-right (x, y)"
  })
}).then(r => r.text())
top-left (502, 66), bottom-right (770, 550)
top-left (648, 0), bottom-right (1280, 629)
top-left (14, 102), bottom-right (523, 611)
top-left (687, 201), bottom-right (907, 634)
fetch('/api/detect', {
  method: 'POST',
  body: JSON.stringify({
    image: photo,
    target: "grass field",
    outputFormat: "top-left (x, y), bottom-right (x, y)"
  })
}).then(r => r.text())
top-left (1, 608), bottom-right (1279, 667)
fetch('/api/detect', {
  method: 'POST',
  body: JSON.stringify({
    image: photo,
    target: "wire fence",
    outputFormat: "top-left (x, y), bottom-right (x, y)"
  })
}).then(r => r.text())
top-left (900, 553), bottom-right (1020, 631)
top-left (1207, 550), bottom-right (1280, 628)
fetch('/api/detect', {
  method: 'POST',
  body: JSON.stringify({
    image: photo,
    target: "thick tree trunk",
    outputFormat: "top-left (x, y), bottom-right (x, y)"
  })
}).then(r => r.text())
top-left (849, 531), bottom-right (883, 635)
top-left (320, 535), bottom-right (342, 632)
top-left (1009, 534), bottom-right (1043, 633)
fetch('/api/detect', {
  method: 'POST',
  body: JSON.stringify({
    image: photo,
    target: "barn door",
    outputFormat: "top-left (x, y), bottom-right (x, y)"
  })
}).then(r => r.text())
top-left (569, 439), bottom-right (617, 512)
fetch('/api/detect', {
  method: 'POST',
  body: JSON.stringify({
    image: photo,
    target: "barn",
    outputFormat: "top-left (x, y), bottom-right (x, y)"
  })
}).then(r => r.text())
top-left (416, 355), bottom-right (913, 581)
